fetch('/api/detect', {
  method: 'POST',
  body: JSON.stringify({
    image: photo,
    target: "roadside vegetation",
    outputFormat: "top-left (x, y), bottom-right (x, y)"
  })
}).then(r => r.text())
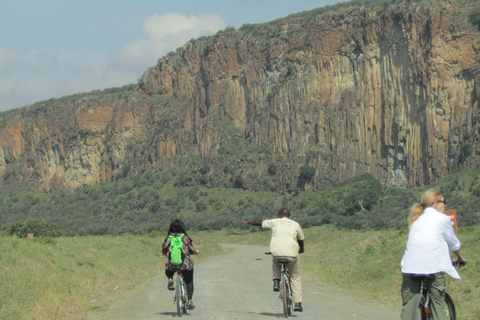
top-left (0, 231), bottom-right (228, 320)
top-left (1, 226), bottom-right (478, 320)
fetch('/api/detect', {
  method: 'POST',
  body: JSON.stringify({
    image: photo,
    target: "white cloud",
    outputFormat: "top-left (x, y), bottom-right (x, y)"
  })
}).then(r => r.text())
top-left (0, 12), bottom-right (226, 112)
top-left (144, 12), bottom-right (224, 40)
top-left (118, 12), bottom-right (226, 69)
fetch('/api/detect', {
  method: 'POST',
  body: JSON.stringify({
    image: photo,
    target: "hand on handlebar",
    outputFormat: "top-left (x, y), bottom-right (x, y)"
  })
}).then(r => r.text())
top-left (454, 258), bottom-right (467, 268)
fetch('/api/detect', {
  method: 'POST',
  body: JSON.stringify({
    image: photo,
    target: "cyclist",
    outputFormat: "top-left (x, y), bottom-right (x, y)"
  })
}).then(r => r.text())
top-left (162, 219), bottom-right (200, 310)
top-left (239, 208), bottom-right (305, 312)
top-left (400, 189), bottom-right (467, 319)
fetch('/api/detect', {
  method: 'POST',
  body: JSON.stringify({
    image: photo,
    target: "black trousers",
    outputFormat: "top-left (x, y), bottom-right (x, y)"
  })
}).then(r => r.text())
top-left (166, 269), bottom-right (194, 300)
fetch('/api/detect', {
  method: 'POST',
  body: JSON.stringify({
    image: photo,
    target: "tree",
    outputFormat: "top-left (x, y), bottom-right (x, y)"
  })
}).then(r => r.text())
top-left (298, 165), bottom-right (315, 189)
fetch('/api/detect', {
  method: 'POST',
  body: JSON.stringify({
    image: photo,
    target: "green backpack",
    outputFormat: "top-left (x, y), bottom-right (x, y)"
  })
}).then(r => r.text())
top-left (169, 234), bottom-right (186, 266)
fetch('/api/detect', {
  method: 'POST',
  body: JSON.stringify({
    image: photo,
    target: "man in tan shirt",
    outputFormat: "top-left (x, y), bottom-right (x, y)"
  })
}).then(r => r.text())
top-left (239, 208), bottom-right (305, 312)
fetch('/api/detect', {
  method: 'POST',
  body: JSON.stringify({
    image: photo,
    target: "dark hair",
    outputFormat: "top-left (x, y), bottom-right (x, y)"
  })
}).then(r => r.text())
top-left (278, 208), bottom-right (291, 218)
top-left (167, 219), bottom-right (192, 242)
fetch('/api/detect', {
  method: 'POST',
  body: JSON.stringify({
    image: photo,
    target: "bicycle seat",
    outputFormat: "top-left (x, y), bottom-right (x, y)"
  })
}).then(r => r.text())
top-left (411, 274), bottom-right (435, 280)
top-left (276, 259), bottom-right (289, 265)
top-left (172, 266), bottom-right (185, 273)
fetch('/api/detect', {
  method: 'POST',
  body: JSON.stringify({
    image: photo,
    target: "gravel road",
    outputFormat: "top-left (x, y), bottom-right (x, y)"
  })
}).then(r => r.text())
top-left (84, 244), bottom-right (401, 319)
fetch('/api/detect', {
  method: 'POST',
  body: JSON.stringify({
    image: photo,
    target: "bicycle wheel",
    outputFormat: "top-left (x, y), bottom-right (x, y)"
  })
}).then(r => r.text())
top-left (286, 278), bottom-right (293, 316)
top-left (411, 293), bottom-right (428, 320)
top-left (175, 276), bottom-right (183, 317)
top-left (281, 274), bottom-right (289, 318)
top-left (444, 293), bottom-right (456, 320)
top-left (181, 280), bottom-right (188, 315)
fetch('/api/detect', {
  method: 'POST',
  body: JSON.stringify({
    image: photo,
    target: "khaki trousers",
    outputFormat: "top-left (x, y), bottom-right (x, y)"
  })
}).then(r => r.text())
top-left (272, 256), bottom-right (302, 303)
top-left (401, 272), bottom-right (446, 320)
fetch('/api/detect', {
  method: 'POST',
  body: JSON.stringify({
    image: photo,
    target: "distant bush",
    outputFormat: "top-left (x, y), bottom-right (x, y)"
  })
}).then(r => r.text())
top-left (7, 217), bottom-right (73, 238)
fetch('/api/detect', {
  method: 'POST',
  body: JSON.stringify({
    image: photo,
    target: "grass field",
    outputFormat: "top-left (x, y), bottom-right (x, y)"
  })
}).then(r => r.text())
top-left (1, 226), bottom-right (478, 319)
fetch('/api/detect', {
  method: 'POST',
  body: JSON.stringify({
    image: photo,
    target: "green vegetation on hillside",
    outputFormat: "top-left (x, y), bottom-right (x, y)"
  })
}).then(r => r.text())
top-left (1, 167), bottom-right (480, 237)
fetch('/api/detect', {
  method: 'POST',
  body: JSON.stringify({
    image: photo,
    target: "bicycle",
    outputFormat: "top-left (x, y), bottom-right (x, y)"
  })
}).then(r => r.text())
top-left (266, 252), bottom-right (293, 318)
top-left (172, 267), bottom-right (188, 317)
top-left (410, 261), bottom-right (466, 320)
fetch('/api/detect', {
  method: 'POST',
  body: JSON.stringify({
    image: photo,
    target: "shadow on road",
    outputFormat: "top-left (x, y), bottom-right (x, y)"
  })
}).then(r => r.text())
top-left (221, 310), bottom-right (300, 318)
top-left (156, 312), bottom-right (185, 317)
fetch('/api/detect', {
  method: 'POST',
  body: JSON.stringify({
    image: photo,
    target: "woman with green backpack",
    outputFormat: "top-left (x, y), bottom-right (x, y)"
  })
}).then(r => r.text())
top-left (162, 219), bottom-right (200, 310)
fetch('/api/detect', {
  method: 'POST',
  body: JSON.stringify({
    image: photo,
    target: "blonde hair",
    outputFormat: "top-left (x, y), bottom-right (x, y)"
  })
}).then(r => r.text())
top-left (408, 189), bottom-right (442, 227)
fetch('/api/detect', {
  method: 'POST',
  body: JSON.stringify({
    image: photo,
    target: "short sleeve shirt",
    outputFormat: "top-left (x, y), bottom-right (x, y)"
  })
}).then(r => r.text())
top-left (262, 217), bottom-right (305, 257)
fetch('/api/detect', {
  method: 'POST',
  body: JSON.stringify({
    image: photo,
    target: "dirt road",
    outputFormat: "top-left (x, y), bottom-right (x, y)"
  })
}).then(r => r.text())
top-left (84, 244), bottom-right (401, 319)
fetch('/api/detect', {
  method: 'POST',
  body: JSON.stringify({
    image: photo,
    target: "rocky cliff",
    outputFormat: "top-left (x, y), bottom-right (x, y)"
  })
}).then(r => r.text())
top-left (1, 0), bottom-right (479, 192)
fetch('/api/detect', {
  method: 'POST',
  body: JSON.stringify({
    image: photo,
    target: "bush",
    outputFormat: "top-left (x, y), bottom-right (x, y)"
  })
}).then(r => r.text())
top-left (8, 217), bottom-right (66, 238)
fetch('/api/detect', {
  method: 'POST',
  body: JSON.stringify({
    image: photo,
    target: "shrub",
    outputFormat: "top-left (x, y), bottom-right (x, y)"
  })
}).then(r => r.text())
top-left (298, 165), bottom-right (315, 189)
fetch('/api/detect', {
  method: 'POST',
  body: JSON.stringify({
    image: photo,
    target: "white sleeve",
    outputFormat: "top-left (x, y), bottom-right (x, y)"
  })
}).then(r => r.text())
top-left (442, 216), bottom-right (461, 251)
top-left (262, 219), bottom-right (273, 229)
top-left (296, 224), bottom-right (305, 241)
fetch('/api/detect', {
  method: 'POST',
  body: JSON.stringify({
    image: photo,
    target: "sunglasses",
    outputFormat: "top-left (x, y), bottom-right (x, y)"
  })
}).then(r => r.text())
top-left (437, 199), bottom-right (446, 205)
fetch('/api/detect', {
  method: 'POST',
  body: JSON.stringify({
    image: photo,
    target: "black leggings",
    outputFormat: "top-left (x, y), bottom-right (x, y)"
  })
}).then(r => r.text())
top-left (166, 269), bottom-right (194, 300)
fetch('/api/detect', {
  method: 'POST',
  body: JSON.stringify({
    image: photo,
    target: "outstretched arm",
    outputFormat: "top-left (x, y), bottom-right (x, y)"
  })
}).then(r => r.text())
top-left (238, 220), bottom-right (263, 226)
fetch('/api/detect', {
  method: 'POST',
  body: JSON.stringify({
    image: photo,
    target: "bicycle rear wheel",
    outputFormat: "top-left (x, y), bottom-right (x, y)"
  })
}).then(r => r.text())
top-left (411, 294), bottom-right (428, 320)
top-left (444, 293), bottom-right (456, 320)
top-left (175, 276), bottom-right (184, 317)
top-left (281, 274), bottom-right (289, 318)
top-left (286, 278), bottom-right (293, 316)
top-left (181, 280), bottom-right (188, 315)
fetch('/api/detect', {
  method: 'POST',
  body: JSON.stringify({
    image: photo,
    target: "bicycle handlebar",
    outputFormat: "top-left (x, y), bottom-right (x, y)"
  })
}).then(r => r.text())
top-left (452, 259), bottom-right (467, 268)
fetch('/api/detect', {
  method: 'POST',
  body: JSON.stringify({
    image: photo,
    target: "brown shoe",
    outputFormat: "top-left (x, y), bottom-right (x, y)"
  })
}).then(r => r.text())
top-left (167, 278), bottom-right (174, 290)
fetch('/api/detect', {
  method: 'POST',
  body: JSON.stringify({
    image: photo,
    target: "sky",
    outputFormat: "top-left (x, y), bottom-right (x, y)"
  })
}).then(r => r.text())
top-left (0, 0), bottom-right (344, 112)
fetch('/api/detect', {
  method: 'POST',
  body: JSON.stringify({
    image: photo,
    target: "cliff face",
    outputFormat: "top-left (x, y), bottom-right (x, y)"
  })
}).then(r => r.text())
top-left (1, 0), bottom-right (479, 192)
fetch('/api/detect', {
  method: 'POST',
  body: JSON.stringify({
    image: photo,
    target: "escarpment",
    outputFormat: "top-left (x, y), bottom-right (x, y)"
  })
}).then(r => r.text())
top-left (0, 0), bottom-right (479, 192)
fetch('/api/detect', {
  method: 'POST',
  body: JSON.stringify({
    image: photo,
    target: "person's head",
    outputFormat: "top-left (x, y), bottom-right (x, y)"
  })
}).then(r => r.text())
top-left (168, 219), bottom-right (187, 235)
top-left (421, 189), bottom-right (446, 213)
top-left (408, 189), bottom-right (446, 227)
top-left (277, 208), bottom-right (290, 218)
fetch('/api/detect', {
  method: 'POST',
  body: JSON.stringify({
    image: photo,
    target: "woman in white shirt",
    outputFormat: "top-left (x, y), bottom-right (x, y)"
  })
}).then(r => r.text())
top-left (400, 189), bottom-right (467, 319)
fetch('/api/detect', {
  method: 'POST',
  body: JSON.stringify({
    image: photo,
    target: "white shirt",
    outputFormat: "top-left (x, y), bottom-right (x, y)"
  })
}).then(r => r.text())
top-left (262, 217), bottom-right (305, 257)
top-left (401, 207), bottom-right (462, 282)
